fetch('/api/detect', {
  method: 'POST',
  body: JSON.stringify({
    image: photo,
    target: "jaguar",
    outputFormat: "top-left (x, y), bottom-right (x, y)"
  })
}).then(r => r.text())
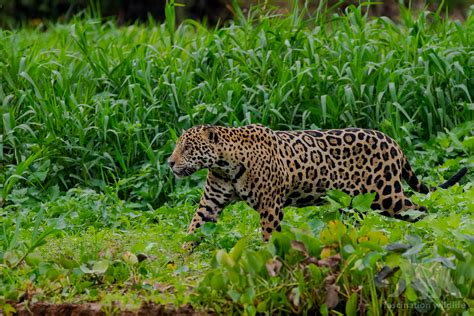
top-left (168, 124), bottom-right (467, 243)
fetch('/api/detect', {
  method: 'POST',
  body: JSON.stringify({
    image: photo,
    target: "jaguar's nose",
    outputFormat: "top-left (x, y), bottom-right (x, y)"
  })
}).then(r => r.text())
top-left (168, 158), bottom-right (176, 168)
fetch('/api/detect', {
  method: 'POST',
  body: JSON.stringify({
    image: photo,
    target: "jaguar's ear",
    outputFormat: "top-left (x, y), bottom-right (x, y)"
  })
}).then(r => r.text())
top-left (205, 126), bottom-right (219, 144)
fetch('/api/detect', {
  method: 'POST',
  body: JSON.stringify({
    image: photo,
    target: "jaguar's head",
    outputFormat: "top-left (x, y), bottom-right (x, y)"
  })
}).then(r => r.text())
top-left (168, 126), bottom-right (221, 178)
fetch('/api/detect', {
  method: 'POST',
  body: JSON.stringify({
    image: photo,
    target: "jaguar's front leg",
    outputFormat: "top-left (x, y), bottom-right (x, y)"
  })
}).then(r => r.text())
top-left (258, 202), bottom-right (284, 241)
top-left (184, 172), bottom-right (235, 250)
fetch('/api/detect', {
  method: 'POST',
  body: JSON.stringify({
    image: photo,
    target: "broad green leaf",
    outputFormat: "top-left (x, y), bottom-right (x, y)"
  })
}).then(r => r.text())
top-left (352, 192), bottom-right (376, 212)
top-left (227, 289), bottom-right (241, 303)
top-left (345, 292), bottom-right (358, 316)
top-left (230, 237), bottom-right (247, 261)
top-left (320, 220), bottom-right (347, 244)
top-left (92, 260), bottom-right (110, 274)
top-left (405, 285), bottom-right (418, 302)
top-left (216, 249), bottom-right (235, 269)
top-left (326, 190), bottom-right (351, 208)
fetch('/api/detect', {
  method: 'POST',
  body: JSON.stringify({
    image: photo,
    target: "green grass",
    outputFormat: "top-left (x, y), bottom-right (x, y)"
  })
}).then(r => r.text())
top-left (0, 2), bottom-right (473, 315)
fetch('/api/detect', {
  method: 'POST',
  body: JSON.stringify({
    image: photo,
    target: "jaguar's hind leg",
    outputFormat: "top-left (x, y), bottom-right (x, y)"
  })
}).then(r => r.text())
top-left (392, 198), bottom-right (428, 222)
top-left (372, 196), bottom-right (427, 222)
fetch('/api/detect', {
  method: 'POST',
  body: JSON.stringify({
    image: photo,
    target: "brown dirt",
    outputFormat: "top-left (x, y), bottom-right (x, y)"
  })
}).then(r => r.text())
top-left (11, 302), bottom-right (206, 316)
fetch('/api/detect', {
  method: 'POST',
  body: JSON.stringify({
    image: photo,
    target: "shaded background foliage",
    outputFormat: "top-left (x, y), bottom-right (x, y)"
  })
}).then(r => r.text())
top-left (0, 0), bottom-right (472, 28)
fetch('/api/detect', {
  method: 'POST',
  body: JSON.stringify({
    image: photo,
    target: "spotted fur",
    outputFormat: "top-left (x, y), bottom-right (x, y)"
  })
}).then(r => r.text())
top-left (168, 124), bottom-right (468, 242)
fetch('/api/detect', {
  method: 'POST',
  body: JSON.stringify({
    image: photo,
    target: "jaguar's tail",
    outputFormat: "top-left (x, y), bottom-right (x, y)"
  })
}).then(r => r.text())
top-left (402, 158), bottom-right (468, 193)
top-left (438, 167), bottom-right (469, 189)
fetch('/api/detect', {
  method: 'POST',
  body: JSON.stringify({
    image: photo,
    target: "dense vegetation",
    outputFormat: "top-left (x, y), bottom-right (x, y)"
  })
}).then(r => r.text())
top-left (0, 3), bottom-right (473, 314)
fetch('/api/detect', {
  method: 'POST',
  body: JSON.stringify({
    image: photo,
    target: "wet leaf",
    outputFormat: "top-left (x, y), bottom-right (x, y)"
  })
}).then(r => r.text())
top-left (406, 234), bottom-right (422, 246)
top-left (439, 245), bottom-right (465, 261)
top-left (389, 279), bottom-right (406, 298)
top-left (385, 243), bottom-right (411, 252)
top-left (426, 256), bottom-right (456, 269)
top-left (402, 243), bottom-right (425, 257)
top-left (374, 266), bottom-right (399, 288)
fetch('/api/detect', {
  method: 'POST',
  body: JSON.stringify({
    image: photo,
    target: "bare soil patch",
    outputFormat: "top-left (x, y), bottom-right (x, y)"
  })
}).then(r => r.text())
top-left (12, 302), bottom-right (205, 316)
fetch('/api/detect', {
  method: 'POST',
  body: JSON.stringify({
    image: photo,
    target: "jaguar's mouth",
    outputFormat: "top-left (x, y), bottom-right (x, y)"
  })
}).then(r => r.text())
top-left (172, 167), bottom-right (197, 178)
